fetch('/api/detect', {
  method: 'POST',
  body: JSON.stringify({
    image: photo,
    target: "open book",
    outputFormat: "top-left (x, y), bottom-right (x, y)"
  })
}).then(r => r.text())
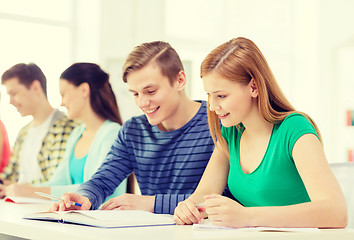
top-left (23, 210), bottom-right (175, 228)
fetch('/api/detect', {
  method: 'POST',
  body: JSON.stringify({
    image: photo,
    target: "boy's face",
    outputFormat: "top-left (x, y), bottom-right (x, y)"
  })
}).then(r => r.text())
top-left (127, 62), bottom-right (181, 126)
top-left (3, 77), bottom-right (37, 117)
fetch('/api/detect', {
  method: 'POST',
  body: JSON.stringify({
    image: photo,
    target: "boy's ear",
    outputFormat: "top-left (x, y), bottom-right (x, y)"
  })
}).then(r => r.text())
top-left (175, 70), bottom-right (187, 91)
top-left (249, 78), bottom-right (258, 98)
top-left (30, 80), bottom-right (43, 95)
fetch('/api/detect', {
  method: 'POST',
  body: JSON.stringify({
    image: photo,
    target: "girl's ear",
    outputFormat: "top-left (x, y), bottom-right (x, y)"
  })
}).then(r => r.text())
top-left (174, 70), bottom-right (187, 91)
top-left (79, 82), bottom-right (90, 99)
top-left (249, 78), bottom-right (258, 98)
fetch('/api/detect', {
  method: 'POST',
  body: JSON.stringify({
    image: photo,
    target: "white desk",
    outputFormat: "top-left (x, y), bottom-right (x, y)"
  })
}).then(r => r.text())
top-left (0, 201), bottom-right (353, 240)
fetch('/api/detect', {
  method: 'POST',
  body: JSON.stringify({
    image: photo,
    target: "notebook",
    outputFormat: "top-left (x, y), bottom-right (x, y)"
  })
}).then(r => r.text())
top-left (4, 196), bottom-right (53, 204)
top-left (193, 220), bottom-right (319, 232)
top-left (23, 210), bottom-right (175, 228)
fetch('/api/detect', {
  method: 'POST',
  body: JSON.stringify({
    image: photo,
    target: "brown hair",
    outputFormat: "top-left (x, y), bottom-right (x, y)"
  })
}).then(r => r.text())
top-left (201, 37), bottom-right (322, 154)
top-left (1, 63), bottom-right (47, 96)
top-left (122, 41), bottom-right (184, 85)
top-left (60, 63), bottom-right (122, 125)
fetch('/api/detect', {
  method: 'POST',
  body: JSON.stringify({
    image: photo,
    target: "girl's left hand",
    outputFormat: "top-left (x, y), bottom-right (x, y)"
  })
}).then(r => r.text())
top-left (204, 194), bottom-right (249, 228)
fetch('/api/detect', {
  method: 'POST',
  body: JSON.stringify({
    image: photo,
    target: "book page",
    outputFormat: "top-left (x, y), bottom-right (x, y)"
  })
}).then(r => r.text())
top-left (24, 210), bottom-right (175, 228)
top-left (68, 210), bottom-right (175, 226)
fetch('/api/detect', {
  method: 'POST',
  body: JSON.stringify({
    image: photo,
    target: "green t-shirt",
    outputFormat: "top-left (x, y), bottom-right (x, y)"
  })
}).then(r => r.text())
top-left (222, 113), bottom-right (318, 207)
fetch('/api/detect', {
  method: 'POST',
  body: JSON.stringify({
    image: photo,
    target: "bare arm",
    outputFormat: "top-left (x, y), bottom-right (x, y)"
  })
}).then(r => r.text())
top-left (174, 142), bottom-right (230, 224)
top-left (246, 134), bottom-right (347, 228)
top-left (0, 130), bottom-right (3, 170)
top-left (5, 184), bottom-right (51, 199)
top-left (189, 143), bottom-right (230, 203)
top-left (205, 134), bottom-right (348, 228)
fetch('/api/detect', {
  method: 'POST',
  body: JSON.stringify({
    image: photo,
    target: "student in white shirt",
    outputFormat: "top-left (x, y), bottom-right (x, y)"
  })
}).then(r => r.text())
top-left (0, 63), bottom-right (76, 198)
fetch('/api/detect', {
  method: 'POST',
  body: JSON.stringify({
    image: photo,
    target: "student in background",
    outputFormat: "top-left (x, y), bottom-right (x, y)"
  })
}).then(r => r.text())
top-left (51, 41), bottom-right (215, 214)
top-left (0, 119), bottom-right (11, 173)
top-left (5, 63), bottom-right (127, 199)
top-left (174, 37), bottom-right (348, 228)
top-left (0, 63), bottom-right (76, 198)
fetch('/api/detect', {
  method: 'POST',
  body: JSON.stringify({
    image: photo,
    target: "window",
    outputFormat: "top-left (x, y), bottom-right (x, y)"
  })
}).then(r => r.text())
top-left (0, 0), bottom-right (73, 145)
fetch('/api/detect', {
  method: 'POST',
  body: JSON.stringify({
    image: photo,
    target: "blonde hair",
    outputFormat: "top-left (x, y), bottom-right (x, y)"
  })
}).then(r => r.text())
top-left (201, 37), bottom-right (322, 154)
top-left (122, 41), bottom-right (184, 85)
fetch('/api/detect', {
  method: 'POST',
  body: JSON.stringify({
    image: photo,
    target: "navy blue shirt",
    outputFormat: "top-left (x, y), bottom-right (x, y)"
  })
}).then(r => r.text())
top-left (77, 101), bottom-right (215, 214)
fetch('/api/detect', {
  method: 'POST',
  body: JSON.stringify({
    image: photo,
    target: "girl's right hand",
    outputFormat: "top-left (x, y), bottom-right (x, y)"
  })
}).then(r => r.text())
top-left (173, 198), bottom-right (205, 225)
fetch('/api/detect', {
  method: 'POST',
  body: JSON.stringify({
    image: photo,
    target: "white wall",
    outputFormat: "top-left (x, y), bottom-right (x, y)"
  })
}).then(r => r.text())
top-left (317, 0), bottom-right (354, 163)
top-left (82, 0), bottom-right (354, 163)
top-left (1, 0), bottom-right (353, 162)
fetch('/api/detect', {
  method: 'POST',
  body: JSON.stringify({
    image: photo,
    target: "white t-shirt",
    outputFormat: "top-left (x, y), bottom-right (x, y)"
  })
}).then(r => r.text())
top-left (18, 110), bottom-right (56, 183)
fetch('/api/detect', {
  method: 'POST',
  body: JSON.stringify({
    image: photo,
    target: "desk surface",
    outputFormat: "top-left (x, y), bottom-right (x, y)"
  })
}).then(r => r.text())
top-left (0, 201), bottom-right (353, 240)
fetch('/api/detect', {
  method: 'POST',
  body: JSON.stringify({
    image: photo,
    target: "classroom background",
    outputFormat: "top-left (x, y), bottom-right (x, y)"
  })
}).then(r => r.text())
top-left (1, 0), bottom-right (354, 164)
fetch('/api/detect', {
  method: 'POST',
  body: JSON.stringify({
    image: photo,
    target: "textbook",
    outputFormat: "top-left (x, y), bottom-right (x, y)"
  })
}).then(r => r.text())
top-left (23, 210), bottom-right (175, 228)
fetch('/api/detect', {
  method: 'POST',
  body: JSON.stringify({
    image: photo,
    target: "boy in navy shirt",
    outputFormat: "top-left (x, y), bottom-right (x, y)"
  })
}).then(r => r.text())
top-left (52, 41), bottom-right (214, 214)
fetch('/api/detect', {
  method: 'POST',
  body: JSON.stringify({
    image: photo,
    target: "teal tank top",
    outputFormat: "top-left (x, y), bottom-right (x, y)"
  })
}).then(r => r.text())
top-left (69, 149), bottom-right (87, 184)
top-left (222, 113), bottom-right (319, 207)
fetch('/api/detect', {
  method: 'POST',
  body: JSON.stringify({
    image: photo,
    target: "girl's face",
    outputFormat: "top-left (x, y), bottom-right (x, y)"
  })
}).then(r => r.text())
top-left (203, 72), bottom-right (257, 127)
top-left (59, 79), bottom-right (87, 120)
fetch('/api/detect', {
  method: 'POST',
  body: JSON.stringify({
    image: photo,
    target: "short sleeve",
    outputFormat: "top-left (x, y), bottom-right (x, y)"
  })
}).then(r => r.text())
top-left (281, 114), bottom-right (319, 158)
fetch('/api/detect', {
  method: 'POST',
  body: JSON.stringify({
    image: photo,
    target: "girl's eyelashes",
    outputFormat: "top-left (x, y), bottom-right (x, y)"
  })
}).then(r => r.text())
top-left (147, 90), bottom-right (156, 94)
top-left (205, 92), bottom-right (226, 98)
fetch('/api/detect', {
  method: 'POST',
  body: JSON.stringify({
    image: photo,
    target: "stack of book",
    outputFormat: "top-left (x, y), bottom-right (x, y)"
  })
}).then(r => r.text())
top-left (346, 110), bottom-right (354, 126)
top-left (349, 149), bottom-right (354, 162)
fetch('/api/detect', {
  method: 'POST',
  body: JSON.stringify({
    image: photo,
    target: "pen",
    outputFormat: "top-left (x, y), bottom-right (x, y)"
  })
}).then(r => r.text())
top-left (197, 203), bottom-right (205, 208)
top-left (35, 192), bottom-right (82, 207)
